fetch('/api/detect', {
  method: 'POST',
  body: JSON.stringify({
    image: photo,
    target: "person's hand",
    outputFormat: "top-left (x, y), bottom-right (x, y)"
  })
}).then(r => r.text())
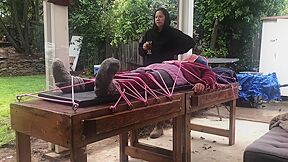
top-left (193, 83), bottom-right (205, 93)
top-left (143, 42), bottom-right (152, 51)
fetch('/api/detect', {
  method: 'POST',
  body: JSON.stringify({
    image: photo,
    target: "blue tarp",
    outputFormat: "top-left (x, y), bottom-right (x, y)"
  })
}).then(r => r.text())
top-left (236, 72), bottom-right (281, 101)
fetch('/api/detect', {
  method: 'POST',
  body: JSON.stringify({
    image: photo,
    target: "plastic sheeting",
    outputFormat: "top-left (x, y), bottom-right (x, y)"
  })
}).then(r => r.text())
top-left (236, 72), bottom-right (281, 101)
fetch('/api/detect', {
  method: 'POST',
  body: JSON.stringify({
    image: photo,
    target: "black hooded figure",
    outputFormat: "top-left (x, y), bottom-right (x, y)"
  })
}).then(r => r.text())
top-left (139, 7), bottom-right (196, 66)
top-left (138, 7), bottom-right (196, 139)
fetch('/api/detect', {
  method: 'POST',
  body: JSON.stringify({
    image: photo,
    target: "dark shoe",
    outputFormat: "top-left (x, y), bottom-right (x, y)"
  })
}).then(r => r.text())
top-left (52, 59), bottom-right (85, 93)
top-left (52, 59), bottom-right (71, 83)
top-left (95, 57), bottom-right (120, 97)
top-left (149, 127), bottom-right (164, 139)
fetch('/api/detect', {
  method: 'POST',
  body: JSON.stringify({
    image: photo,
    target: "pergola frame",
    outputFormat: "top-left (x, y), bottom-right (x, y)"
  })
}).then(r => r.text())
top-left (43, 0), bottom-right (194, 82)
top-left (43, 0), bottom-right (194, 154)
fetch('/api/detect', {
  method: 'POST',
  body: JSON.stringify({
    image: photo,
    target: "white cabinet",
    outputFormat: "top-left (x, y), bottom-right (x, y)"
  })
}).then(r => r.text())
top-left (259, 17), bottom-right (288, 96)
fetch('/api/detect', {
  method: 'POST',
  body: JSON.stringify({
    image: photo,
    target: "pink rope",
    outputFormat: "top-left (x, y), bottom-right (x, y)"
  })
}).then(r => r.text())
top-left (112, 81), bottom-right (133, 109)
top-left (16, 61), bottom-right (238, 111)
top-left (115, 76), bottom-right (159, 99)
top-left (170, 61), bottom-right (183, 96)
top-left (16, 77), bottom-right (95, 111)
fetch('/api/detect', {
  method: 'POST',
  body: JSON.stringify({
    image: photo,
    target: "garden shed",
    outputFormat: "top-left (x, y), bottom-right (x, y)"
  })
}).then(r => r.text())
top-left (259, 16), bottom-right (288, 96)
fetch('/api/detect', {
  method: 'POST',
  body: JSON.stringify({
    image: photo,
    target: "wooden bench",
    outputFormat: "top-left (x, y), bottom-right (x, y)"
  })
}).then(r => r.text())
top-left (10, 84), bottom-right (238, 162)
top-left (11, 93), bottom-right (186, 162)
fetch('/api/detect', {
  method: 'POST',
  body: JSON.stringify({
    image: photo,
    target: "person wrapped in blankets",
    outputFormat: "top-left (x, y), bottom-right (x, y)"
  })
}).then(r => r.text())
top-left (52, 55), bottom-right (216, 98)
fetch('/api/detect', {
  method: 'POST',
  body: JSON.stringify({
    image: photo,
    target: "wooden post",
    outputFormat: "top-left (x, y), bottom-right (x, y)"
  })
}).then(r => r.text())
top-left (130, 130), bottom-right (139, 146)
top-left (173, 116), bottom-right (184, 162)
top-left (16, 132), bottom-right (31, 162)
top-left (229, 100), bottom-right (236, 145)
top-left (70, 146), bottom-right (87, 162)
top-left (120, 133), bottom-right (129, 162)
top-left (183, 113), bottom-right (191, 162)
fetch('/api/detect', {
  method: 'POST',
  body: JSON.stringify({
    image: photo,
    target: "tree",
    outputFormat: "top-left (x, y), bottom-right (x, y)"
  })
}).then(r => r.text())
top-left (69, 0), bottom-right (114, 68)
top-left (69, 0), bottom-right (178, 70)
top-left (281, 0), bottom-right (288, 15)
top-left (0, 0), bottom-right (43, 54)
top-left (194, 0), bottom-right (285, 70)
top-left (110, 0), bottom-right (178, 46)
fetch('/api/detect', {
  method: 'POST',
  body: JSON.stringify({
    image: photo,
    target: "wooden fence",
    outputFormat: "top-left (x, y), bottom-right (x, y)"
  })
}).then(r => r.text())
top-left (251, 31), bottom-right (261, 71)
top-left (105, 41), bottom-right (143, 71)
top-left (104, 34), bottom-right (262, 72)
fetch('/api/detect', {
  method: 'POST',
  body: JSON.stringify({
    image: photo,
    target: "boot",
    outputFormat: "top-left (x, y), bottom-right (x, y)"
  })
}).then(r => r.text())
top-left (95, 57), bottom-right (120, 97)
top-left (150, 123), bottom-right (164, 139)
top-left (52, 59), bottom-right (85, 93)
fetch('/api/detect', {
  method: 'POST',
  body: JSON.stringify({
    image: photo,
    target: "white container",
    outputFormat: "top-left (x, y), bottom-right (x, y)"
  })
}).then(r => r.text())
top-left (93, 65), bottom-right (101, 75)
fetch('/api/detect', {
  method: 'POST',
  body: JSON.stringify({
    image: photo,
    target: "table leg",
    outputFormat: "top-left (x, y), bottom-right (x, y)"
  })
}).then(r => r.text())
top-left (229, 100), bottom-right (236, 145)
top-left (70, 146), bottom-right (87, 162)
top-left (182, 113), bottom-right (191, 162)
top-left (16, 131), bottom-right (31, 162)
top-left (130, 130), bottom-right (138, 146)
top-left (120, 133), bottom-right (129, 162)
top-left (173, 116), bottom-right (184, 162)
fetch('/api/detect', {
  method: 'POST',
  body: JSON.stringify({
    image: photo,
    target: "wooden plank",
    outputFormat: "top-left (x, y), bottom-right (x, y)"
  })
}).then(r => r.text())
top-left (11, 92), bottom-right (184, 118)
top-left (120, 133), bottom-right (129, 162)
top-left (10, 104), bottom-right (71, 147)
top-left (189, 123), bottom-right (229, 137)
top-left (229, 100), bottom-right (236, 145)
top-left (187, 85), bottom-right (238, 113)
top-left (83, 99), bottom-right (182, 135)
top-left (189, 85), bottom-right (238, 107)
top-left (133, 143), bottom-right (173, 157)
top-left (81, 111), bottom-right (183, 146)
top-left (125, 146), bottom-right (173, 162)
top-left (16, 131), bottom-right (31, 162)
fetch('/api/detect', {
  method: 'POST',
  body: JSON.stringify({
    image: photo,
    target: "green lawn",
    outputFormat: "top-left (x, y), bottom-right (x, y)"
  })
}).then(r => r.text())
top-left (0, 75), bottom-right (45, 146)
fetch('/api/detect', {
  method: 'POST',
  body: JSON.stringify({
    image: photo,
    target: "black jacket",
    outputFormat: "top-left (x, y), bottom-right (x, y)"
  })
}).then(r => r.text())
top-left (139, 27), bottom-right (196, 66)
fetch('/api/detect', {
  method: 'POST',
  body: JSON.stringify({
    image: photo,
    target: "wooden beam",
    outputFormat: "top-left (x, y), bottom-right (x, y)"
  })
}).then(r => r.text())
top-left (84, 99), bottom-right (182, 135)
top-left (133, 143), bottom-right (173, 157)
top-left (47, 0), bottom-right (72, 6)
top-left (125, 146), bottom-right (173, 162)
top-left (189, 123), bottom-right (229, 137)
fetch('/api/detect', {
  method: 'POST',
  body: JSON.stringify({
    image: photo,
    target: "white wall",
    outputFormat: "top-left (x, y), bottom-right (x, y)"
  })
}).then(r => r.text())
top-left (259, 18), bottom-right (288, 96)
top-left (178, 0), bottom-right (194, 60)
top-left (43, 2), bottom-right (69, 90)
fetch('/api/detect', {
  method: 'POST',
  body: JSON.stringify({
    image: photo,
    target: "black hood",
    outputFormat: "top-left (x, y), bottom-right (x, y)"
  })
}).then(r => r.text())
top-left (153, 8), bottom-right (171, 31)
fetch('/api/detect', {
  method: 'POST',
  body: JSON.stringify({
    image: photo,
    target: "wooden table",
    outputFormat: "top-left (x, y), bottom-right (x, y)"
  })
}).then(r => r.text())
top-left (11, 84), bottom-right (238, 162)
top-left (183, 83), bottom-right (238, 162)
top-left (11, 93), bottom-right (186, 162)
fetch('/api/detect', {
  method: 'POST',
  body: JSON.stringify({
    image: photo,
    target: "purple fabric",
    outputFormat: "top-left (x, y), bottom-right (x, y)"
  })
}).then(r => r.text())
top-left (144, 63), bottom-right (188, 86)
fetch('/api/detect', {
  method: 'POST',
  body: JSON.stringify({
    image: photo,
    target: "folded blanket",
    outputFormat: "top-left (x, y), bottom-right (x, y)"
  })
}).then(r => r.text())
top-left (269, 112), bottom-right (288, 132)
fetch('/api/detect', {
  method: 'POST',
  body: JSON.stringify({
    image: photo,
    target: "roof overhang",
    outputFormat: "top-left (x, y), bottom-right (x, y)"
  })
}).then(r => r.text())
top-left (47, 0), bottom-right (73, 6)
top-left (261, 16), bottom-right (288, 21)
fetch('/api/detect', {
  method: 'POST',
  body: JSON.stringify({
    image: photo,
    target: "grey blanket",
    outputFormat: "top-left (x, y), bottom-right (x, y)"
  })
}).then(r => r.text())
top-left (269, 112), bottom-right (288, 132)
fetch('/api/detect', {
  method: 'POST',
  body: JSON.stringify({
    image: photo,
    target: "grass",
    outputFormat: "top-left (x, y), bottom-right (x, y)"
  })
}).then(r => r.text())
top-left (0, 75), bottom-right (45, 146)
